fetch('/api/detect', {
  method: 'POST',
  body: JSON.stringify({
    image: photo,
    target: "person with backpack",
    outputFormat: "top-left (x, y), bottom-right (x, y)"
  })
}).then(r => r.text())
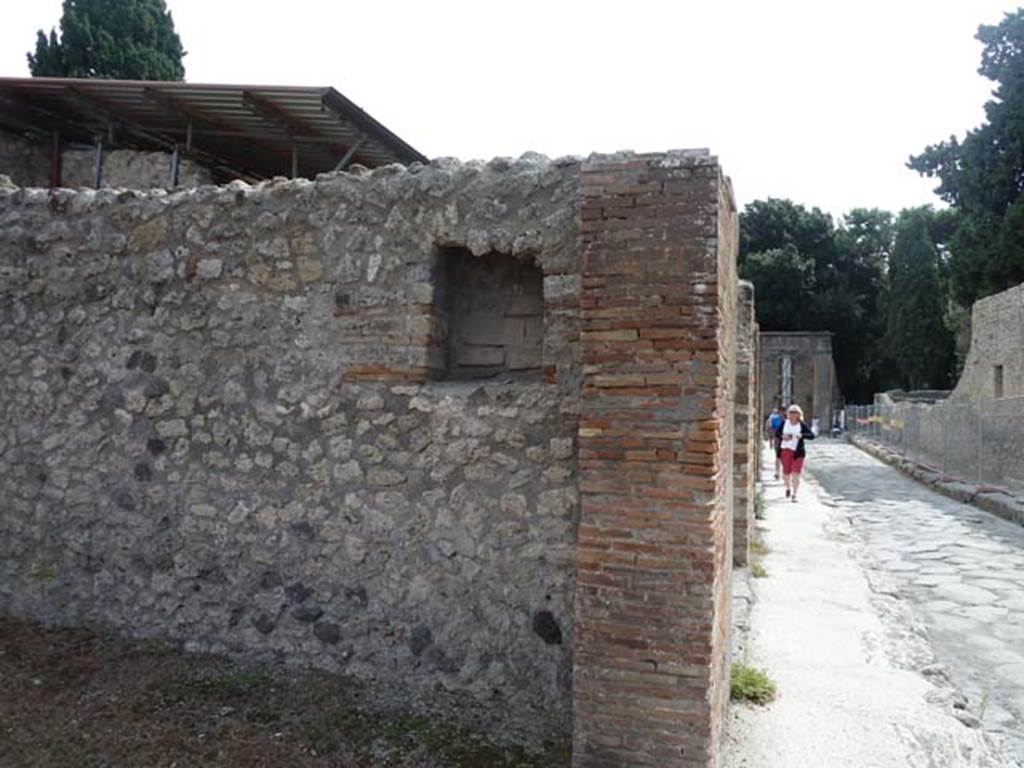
top-left (766, 406), bottom-right (786, 480)
top-left (774, 404), bottom-right (816, 502)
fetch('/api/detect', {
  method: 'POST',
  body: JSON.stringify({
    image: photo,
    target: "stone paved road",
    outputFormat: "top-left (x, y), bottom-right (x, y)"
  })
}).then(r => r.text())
top-left (810, 440), bottom-right (1024, 766)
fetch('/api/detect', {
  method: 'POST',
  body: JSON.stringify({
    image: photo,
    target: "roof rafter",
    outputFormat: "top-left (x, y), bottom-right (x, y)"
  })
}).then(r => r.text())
top-left (143, 87), bottom-right (290, 171)
top-left (240, 89), bottom-right (370, 168)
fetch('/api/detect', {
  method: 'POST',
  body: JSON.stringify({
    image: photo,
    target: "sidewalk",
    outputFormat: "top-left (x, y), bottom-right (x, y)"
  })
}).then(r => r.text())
top-left (722, 443), bottom-right (1004, 768)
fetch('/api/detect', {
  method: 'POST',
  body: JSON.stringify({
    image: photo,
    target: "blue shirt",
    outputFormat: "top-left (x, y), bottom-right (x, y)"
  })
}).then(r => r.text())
top-left (769, 413), bottom-right (783, 431)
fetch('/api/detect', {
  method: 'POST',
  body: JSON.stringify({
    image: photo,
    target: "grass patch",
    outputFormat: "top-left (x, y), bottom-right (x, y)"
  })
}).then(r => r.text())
top-left (750, 536), bottom-right (770, 556)
top-left (304, 710), bottom-right (550, 766)
top-left (0, 615), bottom-right (568, 768)
top-left (730, 663), bottom-right (777, 705)
top-left (751, 563), bottom-right (768, 578)
top-left (157, 666), bottom-right (274, 701)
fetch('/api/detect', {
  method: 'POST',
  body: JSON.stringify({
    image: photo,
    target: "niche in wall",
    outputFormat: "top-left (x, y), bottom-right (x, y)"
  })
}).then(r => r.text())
top-left (434, 246), bottom-right (544, 381)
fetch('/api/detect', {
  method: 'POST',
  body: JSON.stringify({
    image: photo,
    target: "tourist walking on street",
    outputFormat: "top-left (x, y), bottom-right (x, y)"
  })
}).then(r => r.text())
top-left (775, 404), bottom-right (815, 502)
top-left (766, 406), bottom-right (786, 479)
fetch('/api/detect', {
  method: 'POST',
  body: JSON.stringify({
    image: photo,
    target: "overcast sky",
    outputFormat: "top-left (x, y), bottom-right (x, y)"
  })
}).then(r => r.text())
top-left (1, 0), bottom-right (1020, 217)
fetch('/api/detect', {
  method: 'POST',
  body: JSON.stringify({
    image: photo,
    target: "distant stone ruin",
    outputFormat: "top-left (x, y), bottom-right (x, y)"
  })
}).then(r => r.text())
top-left (0, 130), bottom-right (212, 190)
top-left (758, 331), bottom-right (839, 428)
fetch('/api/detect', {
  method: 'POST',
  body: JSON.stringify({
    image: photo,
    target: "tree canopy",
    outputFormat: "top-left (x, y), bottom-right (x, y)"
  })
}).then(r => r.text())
top-left (908, 9), bottom-right (1024, 305)
top-left (738, 199), bottom-right (892, 402)
top-left (28, 0), bottom-right (185, 81)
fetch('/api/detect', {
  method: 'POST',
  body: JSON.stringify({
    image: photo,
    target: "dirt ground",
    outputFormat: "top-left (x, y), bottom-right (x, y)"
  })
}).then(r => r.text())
top-left (0, 616), bottom-right (566, 768)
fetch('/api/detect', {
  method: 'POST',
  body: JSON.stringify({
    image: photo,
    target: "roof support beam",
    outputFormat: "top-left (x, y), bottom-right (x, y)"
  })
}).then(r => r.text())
top-left (242, 89), bottom-right (362, 167)
top-left (66, 85), bottom-right (169, 150)
top-left (50, 130), bottom-right (61, 188)
top-left (169, 143), bottom-right (181, 188)
top-left (241, 90), bottom-right (306, 139)
top-left (334, 136), bottom-right (366, 172)
top-left (143, 87), bottom-right (285, 170)
top-left (92, 135), bottom-right (104, 189)
top-left (0, 94), bottom-right (60, 139)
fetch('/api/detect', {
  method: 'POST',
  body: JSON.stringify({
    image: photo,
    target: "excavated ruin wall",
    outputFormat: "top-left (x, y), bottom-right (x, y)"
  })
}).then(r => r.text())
top-left (0, 129), bottom-right (213, 190)
top-left (0, 156), bottom-right (581, 745)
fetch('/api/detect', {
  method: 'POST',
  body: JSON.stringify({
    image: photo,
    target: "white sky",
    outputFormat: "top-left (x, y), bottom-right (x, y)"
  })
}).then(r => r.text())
top-left (1, 0), bottom-right (1019, 216)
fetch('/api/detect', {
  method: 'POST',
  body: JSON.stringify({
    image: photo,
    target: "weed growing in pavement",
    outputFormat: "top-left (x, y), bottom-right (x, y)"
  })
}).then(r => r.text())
top-left (978, 692), bottom-right (991, 721)
top-left (730, 663), bottom-right (777, 705)
top-left (751, 535), bottom-right (770, 556)
top-left (751, 563), bottom-right (768, 578)
top-left (754, 492), bottom-right (766, 521)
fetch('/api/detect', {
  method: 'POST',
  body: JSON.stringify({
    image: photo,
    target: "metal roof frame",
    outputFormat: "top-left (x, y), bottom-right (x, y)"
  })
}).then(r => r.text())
top-left (0, 76), bottom-right (427, 184)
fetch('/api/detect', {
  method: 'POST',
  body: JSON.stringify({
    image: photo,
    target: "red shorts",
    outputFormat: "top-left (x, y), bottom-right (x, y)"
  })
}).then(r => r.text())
top-left (780, 449), bottom-right (804, 475)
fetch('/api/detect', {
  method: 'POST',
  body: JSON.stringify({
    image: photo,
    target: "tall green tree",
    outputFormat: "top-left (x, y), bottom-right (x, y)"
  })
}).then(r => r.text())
top-left (832, 208), bottom-right (895, 395)
top-left (28, 0), bottom-right (185, 81)
top-left (908, 9), bottom-right (1024, 305)
top-left (884, 209), bottom-right (955, 390)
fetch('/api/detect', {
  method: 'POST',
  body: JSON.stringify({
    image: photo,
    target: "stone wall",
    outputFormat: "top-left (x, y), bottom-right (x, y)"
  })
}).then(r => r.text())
top-left (758, 331), bottom-right (838, 427)
top-left (61, 147), bottom-right (213, 190)
top-left (856, 282), bottom-right (1024, 495)
top-left (572, 150), bottom-right (738, 767)
top-left (0, 149), bottom-right (750, 764)
top-left (0, 129), bottom-right (212, 190)
top-left (950, 281), bottom-right (1024, 401)
top-left (733, 281), bottom-right (757, 567)
top-left (0, 157), bottom-right (580, 748)
top-left (0, 129), bottom-right (50, 188)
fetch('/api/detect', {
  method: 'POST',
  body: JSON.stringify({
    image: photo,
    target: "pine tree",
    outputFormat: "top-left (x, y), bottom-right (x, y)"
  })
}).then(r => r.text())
top-left (27, 0), bottom-right (185, 81)
top-left (909, 10), bottom-right (1024, 304)
top-left (884, 210), bottom-right (955, 390)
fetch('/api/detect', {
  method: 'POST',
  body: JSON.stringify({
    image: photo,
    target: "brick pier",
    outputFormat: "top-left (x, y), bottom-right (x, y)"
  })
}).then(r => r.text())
top-left (573, 151), bottom-right (738, 767)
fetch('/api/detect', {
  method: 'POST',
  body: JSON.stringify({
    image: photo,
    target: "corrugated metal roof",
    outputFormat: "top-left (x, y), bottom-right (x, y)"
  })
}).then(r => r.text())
top-left (0, 77), bottom-right (427, 182)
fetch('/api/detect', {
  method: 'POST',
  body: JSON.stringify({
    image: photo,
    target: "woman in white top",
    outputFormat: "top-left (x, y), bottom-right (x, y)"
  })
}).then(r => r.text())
top-left (773, 404), bottom-right (816, 502)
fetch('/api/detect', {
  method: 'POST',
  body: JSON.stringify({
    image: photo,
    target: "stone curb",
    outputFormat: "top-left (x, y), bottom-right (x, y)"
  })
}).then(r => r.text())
top-left (847, 435), bottom-right (1024, 527)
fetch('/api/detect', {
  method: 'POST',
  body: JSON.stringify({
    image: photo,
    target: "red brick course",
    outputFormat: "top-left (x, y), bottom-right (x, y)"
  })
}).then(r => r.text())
top-left (574, 152), bottom-right (738, 767)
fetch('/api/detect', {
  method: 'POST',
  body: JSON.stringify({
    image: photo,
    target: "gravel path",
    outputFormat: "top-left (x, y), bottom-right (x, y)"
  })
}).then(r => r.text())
top-left (723, 440), bottom-right (1008, 768)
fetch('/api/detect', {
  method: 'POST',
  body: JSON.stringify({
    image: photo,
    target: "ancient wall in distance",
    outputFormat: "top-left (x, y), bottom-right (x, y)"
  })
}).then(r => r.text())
top-left (0, 128), bottom-right (212, 190)
top-left (869, 281), bottom-right (1024, 495)
top-left (61, 147), bottom-right (213, 189)
top-left (758, 331), bottom-right (837, 427)
top-left (0, 130), bottom-right (49, 188)
top-left (951, 281), bottom-right (1024, 401)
